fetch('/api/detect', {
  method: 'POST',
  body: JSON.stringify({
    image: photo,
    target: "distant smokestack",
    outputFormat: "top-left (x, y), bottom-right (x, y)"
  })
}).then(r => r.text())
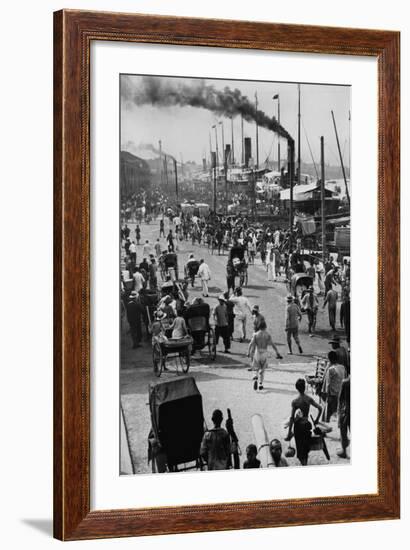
top-left (225, 144), bottom-right (231, 165)
top-left (211, 152), bottom-right (217, 169)
top-left (244, 138), bottom-right (252, 168)
top-left (202, 158), bottom-right (207, 171)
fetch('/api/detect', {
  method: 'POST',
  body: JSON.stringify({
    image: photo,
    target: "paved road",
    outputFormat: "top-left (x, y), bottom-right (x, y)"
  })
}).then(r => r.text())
top-left (121, 218), bottom-right (348, 474)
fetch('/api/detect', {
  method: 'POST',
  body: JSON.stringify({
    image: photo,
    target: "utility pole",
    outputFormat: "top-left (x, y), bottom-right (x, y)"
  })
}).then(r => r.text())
top-left (163, 155), bottom-right (169, 188)
top-left (255, 92), bottom-right (259, 169)
top-left (320, 136), bottom-right (326, 264)
top-left (179, 152), bottom-right (184, 177)
top-left (158, 140), bottom-right (163, 186)
top-left (241, 114), bottom-right (244, 165)
top-left (173, 158), bottom-right (178, 202)
top-left (288, 139), bottom-right (295, 253)
top-left (297, 84), bottom-right (301, 186)
top-left (348, 110), bottom-right (351, 178)
top-left (230, 116), bottom-right (235, 165)
top-left (331, 110), bottom-right (350, 206)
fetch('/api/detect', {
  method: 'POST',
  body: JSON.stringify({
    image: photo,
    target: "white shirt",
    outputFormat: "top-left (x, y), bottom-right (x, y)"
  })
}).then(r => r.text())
top-left (197, 263), bottom-right (211, 280)
top-left (129, 243), bottom-right (137, 254)
top-left (142, 243), bottom-right (151, 257)
top-left (230, 296), bottom-right (252, 318)
top-left (133, 272), bottom-right (145, 292)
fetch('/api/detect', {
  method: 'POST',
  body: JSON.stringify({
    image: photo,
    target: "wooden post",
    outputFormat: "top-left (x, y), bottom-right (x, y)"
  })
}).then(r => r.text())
top-left (331, 110), bottom-right (350, 206)
top-left (320, 136), bottom-right (326, 264)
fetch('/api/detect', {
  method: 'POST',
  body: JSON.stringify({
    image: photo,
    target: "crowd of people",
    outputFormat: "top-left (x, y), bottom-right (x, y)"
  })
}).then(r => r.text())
top-left (120, 209), bottom-right (351, 469)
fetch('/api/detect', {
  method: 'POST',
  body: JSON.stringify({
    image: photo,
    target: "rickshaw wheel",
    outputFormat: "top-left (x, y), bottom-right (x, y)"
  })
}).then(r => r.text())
top-left (208, 328), bottom-right (217, 361)
top-left (180, 350), bottom-right (190, 373)
top-left (152, 343), bottom-right (163, 377)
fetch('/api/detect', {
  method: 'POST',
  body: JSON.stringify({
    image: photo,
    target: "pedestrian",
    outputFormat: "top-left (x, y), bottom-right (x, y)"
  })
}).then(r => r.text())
top-left (142, 239), bottom-right (151, 258)
top-left (329, 335), bottom-right (350, 370)
top-left (213, 295), bottom-right (231, 353)
top-left (139, 258), bottom-right (149, 276)
top-left (273, 247), bottom-right (281, 279)
top-left (267, 249), bottom-right (275, 282)
top-left (124, 237), bottom-right (131, 256)
top-left (301, 286), bottom-right (319, 336)
top-left (321, 350), bottom-right (346, 422)
top-left (223, 291), bottom-right (235, 340)
top-left (148, 258), bottom-right (158, 290)
top-left (285, 378), bottom-right (322, 466)
top-left (128, 240), bottom-right (137, 264)
top-left (248, 320), bottom-right (283, 391)
top-left (125, 291), bottom-right (143, 349)
top-left (251, 305), bottom-right (265, 333)
top-left (197, 259), bottom-right (211, 297)
top-left (200, 409), bottom-right (231, 471)
top-left (269, 439), bottom-right (289, 467)
top-left (314, 259), bottom-right (325, 295)
top-left (285, 295), bottom-right (303, 354)
top-left (230, 287), bottom-right (252, 342)
top-left (132, 266), bottom-right (145, 293)
top-left (323, 287), bottom-right (338, 331)
top-left (337, 371), bottom-right (351, 458)
top-left (324, 266), bottom-right (338, 294)
top-left (154, 238), bottom-right (161, 258)
top-left (167, 229), bottom-right (175, 252)
top-left (243, 444), bottom-right (260, 469)
top-left (226, 260), bottom-right (235, 292)
top-left (159, 218), bottom-right (165, 238)
top-left (122, 223), bottom-right (130, 240)
top-left (135, 224), bottom-right (141, 245)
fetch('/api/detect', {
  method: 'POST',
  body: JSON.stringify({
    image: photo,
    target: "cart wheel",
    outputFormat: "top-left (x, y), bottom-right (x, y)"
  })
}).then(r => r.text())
top-left (152, 343), bottom-right (163, 377)
top-left (180, 350), bottom-right (190, 373)
top-left (208, 328), bottom-right (217, 361)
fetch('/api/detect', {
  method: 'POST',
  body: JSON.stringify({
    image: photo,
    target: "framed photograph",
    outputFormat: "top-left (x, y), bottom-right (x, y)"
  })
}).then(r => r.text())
top-left (54, 9), bottom-right (400, 540)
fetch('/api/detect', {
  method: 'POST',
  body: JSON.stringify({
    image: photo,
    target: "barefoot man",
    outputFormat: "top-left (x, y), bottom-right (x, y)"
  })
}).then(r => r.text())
top-left (248, 320), bottom-right (282, 391)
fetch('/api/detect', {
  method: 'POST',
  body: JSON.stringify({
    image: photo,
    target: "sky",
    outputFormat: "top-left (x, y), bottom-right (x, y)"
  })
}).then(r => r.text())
top-left (120, 74), bottom-right (351, 169)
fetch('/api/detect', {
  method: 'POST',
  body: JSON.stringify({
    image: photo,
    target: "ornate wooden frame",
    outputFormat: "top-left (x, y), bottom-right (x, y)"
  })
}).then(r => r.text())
top-left (54, 9), bottom-right (400, 541)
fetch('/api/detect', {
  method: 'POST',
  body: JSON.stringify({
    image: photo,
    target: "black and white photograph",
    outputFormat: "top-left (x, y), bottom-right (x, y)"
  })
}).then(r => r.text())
top-left (120, 74), bottom-right (351, 475)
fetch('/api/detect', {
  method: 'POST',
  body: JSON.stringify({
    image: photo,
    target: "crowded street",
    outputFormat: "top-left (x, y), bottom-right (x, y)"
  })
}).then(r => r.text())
top-left (120, 216), bottom-right (349, 473)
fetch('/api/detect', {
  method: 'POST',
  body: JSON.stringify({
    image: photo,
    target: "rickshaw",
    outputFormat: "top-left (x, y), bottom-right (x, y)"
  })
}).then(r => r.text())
top-left (152, 334), bottom-right (193, 377)
top-left (159, 252), bottom-right (179, 280)
top-left (184, 302), bottom-right (217, 360)
top-left (228, 243), bottom-right (248, 287)
top-left (148, 376), bottom-right (205, 472)
top-left (289, 273), bottom-right (314, 305)
top-left (184, 259), bottom-right (200, 287)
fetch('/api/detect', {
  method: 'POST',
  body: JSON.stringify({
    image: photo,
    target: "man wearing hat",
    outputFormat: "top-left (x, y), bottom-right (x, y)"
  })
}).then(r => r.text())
top-left (213, 295), bottom-right (231, 353)
top-left (329, 336), bottom-right (350, 370)
top-left (285, 295), bottom-right (303, 354)
top-left (301, 286), bottom-right (319, 336)
top-left (125, 291), bottom-right (144, 349)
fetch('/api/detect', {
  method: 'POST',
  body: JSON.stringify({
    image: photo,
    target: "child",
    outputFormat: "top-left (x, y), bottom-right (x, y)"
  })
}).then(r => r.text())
top-left (243, 444), bottom-right (261, 469)
top-left (269, 439), bottom-right (289, 467)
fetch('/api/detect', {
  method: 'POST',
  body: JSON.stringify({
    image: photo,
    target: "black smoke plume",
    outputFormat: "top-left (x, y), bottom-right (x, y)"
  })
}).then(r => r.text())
top-left (121, 75), bottom-right (293, 141)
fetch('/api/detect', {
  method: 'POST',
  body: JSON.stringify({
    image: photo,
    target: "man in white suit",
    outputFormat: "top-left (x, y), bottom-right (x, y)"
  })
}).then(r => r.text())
top-left (197, 259), bottom-right (211, 297)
